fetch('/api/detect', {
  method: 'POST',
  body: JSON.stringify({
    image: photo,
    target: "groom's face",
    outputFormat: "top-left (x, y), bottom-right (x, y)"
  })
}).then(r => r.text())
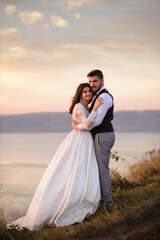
top-left (88, 76), bottom-right (103, 93)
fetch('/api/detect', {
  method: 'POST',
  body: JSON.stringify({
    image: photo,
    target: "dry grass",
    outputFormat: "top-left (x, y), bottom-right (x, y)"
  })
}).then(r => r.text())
top-left (0, 148), bottom-right (160, 240)
top-left (128, 149), bottom-right (160, 183)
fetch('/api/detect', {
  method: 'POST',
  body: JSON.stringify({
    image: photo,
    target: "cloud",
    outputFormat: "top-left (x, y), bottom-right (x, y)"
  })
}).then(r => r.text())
top-left (1, 0), bottom-right (22, 3)
top-left (101, 40), bottom-right (146, 52)
top-left (8, 46), bottom-right (28, 58)
top-left (0, 28), bottom-right (18, 34)
top-left (96, 20), bottom-right (111, 26)
top-left (51, 15), bottom-right (68, 27)
top-left (47, 0), bottom-right (129, 10)
top-left (19, 11), bottom-right (44, 25)
top-left (66, 0), bottom-right (87, 8)
top-left (4, 5), bottom-right (17, 18)
top-left (74, 13), bottom-right (80, 20)
top-left (90, 4), bottom-right (160, 54)
top-left (44, 23), bottom-right (49, 28)
top-left (60, 0), bottom-right (120, 9)
top-left (0, 28), bottom-right (22, 45)
top-left (65, 0), bottom-right (103, 8)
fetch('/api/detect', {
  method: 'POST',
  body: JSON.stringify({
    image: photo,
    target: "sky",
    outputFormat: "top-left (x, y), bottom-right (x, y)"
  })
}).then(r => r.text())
top-left (0, 0), bottom-right (160, 114)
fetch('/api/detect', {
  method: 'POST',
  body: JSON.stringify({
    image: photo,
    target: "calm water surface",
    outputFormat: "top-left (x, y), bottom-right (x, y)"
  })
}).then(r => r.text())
top-left (0, 132), bottom-right (159, 214)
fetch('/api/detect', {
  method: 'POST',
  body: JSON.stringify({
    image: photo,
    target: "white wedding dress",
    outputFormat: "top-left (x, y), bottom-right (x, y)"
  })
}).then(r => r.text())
top-left (7, 103), bottom-right (101, 230)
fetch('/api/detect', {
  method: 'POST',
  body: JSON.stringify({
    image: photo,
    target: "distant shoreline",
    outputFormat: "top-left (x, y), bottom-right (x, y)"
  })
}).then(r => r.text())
top-left (0, 110), bottom-right (160, 133)
top-left (0, 109), bottom-right (160, 116)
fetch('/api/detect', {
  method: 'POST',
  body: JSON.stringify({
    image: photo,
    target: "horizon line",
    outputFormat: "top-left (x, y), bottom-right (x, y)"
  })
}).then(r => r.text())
top-left (0, 109), bottom-right (160, 116)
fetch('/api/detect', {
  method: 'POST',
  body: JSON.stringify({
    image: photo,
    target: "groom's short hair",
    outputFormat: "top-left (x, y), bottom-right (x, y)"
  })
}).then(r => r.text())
top-left (87, 69), bottom-right (103, 79)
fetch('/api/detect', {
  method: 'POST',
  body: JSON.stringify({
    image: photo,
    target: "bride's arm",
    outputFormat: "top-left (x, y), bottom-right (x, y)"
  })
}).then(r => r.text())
top-left (73, 97), bottom-right (103, 130)
top-left (77, 107), bottom-right (96, 129)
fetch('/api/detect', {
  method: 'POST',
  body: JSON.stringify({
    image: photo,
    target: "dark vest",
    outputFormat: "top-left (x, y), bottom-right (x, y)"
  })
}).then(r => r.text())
top-left (90, 89), bottom-right (114, 137)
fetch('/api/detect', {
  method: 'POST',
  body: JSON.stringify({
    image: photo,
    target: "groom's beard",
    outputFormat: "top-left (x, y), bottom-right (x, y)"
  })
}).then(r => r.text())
top-left (92, 82), bottom-right (102, 93)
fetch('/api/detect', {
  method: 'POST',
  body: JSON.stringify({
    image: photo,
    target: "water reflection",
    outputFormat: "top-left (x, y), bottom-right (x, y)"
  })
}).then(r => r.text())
top-left (0, 132), bottom-right (160, 214)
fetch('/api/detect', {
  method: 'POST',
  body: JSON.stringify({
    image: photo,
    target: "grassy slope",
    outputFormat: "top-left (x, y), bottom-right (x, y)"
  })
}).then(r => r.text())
top-left (0, 149), bottom-right (160, 240)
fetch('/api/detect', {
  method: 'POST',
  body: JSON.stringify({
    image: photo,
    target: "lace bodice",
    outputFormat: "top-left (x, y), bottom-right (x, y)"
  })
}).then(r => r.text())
top-left (72, 103), bottom-right (97, 129)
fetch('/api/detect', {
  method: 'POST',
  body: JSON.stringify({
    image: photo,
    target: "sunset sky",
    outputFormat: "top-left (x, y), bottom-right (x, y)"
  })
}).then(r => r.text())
top-left (0, 0), bottom-right (160, 114)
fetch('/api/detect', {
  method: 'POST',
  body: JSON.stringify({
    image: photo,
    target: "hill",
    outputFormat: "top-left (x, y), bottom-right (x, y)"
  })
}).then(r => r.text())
top-left (0, 110), bottom-right (159, 132)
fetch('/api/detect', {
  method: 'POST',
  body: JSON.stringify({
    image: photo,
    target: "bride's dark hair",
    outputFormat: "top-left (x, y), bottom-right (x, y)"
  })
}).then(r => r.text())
top-left (69, 83), bottom-right (93, 114)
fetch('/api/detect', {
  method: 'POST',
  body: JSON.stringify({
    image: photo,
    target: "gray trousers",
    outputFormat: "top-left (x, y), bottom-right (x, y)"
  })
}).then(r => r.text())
top-left (94, 131), bottom-right (115, 203)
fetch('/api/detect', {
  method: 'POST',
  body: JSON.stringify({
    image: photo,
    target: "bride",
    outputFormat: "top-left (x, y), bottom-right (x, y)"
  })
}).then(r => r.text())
top-left (7, 83), bottom-right (103, 230)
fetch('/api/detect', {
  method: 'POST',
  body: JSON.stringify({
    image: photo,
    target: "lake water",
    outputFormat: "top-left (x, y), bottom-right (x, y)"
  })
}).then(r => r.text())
top-left (0, 132), bottom-right (160, 216)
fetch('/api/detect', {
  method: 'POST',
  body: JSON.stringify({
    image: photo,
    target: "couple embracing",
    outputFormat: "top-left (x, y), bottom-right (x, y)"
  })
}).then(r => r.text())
top-left (7, 69), bottom-right (115, 230)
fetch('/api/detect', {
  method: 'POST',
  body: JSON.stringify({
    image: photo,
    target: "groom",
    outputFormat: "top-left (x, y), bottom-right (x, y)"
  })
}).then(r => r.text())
top-left (72, 69), bottom-right (115, 207)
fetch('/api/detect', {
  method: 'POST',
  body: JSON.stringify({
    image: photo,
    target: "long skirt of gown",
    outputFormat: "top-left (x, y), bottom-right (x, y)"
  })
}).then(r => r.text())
top-left (7, 130), bottom-right (101, 230)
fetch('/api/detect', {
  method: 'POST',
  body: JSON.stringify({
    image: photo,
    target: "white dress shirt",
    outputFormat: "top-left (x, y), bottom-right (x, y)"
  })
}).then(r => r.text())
top-left (77, 86), bottom-right (113, 131)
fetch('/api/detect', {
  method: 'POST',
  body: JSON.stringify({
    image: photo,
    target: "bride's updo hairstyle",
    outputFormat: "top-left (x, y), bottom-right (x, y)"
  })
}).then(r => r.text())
top-left (69, 83), bottom-right (93, 114)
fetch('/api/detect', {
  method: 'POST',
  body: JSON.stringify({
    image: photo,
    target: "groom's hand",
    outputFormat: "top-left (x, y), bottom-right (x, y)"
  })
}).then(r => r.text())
top-left (72, 120), bottom-right (78, 130)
